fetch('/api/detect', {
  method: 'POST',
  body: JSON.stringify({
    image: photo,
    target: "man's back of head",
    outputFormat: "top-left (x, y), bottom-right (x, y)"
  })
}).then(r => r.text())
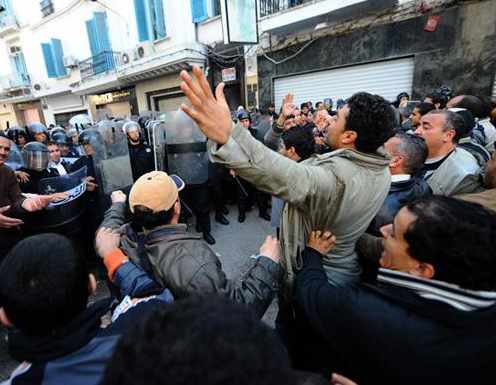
top-left (345, 92), bottom-right (396, 153)
top-left (448, 95), bottom-right (489, 119)
top-left (0, 233), bottom-right (89, 336)
top-left (385, 133), bottom-right (428, 176)
top-left (102, 296), bottom-right (326, 385)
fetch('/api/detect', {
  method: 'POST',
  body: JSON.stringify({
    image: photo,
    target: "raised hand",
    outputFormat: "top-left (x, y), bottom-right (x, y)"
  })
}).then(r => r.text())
top-left (179, 66), bottom-right (233, 145)
top-left (281, 93), bottom-right (296, 118)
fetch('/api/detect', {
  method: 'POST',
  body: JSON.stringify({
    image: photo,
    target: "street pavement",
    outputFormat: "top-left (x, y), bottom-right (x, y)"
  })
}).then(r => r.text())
top-left (0, 204), bottom-right (278, 380)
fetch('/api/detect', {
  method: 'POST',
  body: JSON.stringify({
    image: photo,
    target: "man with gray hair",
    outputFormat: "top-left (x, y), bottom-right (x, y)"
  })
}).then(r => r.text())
top-left (367, 132), bottom-right (431, 236)
top-left (415, 110), bottom-right (483, 196)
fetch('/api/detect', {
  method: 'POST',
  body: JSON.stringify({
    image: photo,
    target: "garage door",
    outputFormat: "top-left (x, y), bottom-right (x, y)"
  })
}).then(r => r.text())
top-left (273, 57), bottom-right (414, 109)
top-left (155, 94), bottom-right (189, 113)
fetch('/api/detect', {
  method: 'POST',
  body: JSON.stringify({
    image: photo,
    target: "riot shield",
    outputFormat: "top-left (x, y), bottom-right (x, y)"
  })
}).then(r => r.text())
top-left (147, 120), bottom-right (168, 172)
top-left (69, 114), bottom-right (92, 129)
top-left (5, 140), bottom-right (24, 171)
top-left (38, 166), bottom-right (88, 230)
top-left (94, 121), bottom-right (133, 194)
top-left (166, 110), bottom-right (208, 185)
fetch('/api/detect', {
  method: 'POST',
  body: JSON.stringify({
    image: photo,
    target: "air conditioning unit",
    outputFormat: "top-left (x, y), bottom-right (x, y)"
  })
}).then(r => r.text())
top-left (9, 46), bottom-right (21, 55)
top-left (32, 82), bottom-right (49, 92)
top-left (63, 55), bottom-right (78, 69)
top-left (133, 41), bottom-right (155, 60)
top-left (121, 49), bottom-right (135, 65)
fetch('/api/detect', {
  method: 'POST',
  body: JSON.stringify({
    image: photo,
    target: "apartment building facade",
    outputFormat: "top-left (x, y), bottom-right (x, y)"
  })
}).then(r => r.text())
top-left (0, 0), bottom-right (230, 128)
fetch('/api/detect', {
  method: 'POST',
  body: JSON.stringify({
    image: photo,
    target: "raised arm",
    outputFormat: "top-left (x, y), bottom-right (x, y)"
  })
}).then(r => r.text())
top-left (179, 67), bottom-right (337, 208)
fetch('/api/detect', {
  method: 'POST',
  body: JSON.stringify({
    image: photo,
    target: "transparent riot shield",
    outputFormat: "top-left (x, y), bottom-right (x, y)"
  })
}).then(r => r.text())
top-left (93, 122), bottom-right (133, 194)
top-left (69, 114), bottom-right (92, 129)
top-left (5, 140), bottom-right (24, 171)
top-left (166, 110), bottom-right (208, 185)
top-left (147, 120), bottom-right (168, 172)
top-left (38, 166), bottom-right (88, 230)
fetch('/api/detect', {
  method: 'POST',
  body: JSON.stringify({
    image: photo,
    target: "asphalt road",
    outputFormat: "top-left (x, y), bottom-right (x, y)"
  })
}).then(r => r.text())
top-left (0, 204), bottom-right (278, 380)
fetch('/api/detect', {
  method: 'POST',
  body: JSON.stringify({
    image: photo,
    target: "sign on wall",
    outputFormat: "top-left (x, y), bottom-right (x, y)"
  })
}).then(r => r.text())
top-left (221, 0), bottom-right (258, 44)
top-left (221, 67), bottom-right (237, 82)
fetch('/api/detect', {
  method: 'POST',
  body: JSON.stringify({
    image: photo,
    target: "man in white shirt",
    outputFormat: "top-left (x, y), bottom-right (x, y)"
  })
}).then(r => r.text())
top-left (47, 142), bottom-right (68, 176)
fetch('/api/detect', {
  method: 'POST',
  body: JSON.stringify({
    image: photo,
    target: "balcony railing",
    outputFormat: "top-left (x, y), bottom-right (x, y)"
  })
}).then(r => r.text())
top-left (259, 0), bottom-right (312, 17)
top-left (0, 15), bottom-right (19, 37)
top-left (0, 74), bottom-right (31, 92)
top-left (79, 51), bottom-right (122, 83)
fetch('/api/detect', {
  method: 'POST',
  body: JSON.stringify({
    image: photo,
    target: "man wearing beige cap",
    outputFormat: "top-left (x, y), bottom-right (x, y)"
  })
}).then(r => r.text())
top-left (99, 171), bottom-right (283, 318)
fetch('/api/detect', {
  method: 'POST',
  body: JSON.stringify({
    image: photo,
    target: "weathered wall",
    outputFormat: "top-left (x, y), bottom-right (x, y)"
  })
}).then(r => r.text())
top-left (257, 0), bottom-right (496, 107)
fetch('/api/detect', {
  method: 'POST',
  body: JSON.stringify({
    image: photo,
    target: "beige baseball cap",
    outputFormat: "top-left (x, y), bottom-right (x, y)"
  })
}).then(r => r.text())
top-left (129, 171), bottom-right (185, 213)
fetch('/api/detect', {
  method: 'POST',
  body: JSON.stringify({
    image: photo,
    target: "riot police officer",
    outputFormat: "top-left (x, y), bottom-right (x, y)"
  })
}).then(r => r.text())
top-left (27, 122), bottom-right (48, 144)
top-left (235, 111), bottom-right (271, 223)
top-left (124, 120), bottom-right (155, 181)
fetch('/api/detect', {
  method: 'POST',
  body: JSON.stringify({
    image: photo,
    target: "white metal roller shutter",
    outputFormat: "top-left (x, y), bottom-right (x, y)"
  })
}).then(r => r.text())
top-left (156, 95), bottom-right (189, 113)
top-left (492, 74), bottom-right (496, 97)
top-left (273, 57), bottom-right (414, 109)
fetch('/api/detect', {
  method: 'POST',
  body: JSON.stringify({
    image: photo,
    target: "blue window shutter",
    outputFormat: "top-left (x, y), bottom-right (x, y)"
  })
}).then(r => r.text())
top-left (134, 0), bottom-right (150, 42)
top-left (51, 38), bottom-right (66, 77)
top-left (85, 18), bottom-right (99, 57)
top-left (41, 43), bottom-right (57, 78)
top-left (152, 0), bottom-right (166, 39)
top-left (191, 0), bottom-right (207, 23)
top-left (94, 12), bottom-right (111, 52)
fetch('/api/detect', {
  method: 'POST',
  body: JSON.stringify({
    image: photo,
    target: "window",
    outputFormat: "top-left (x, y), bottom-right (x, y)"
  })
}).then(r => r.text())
top-left (191, 0), bottom-right (220, 23)
top-left (134, 0), bottom-right (166, 42)
top-left (85, 12), bottom-right (114, 74)
top-left (40, 0), bottom-right (54, 17)
top-left (41, 38), bottom-right (66, 78)
top-left (9, 48), bottom-right (30, 86)
top-left (0, 0), bottom-right (12, 15)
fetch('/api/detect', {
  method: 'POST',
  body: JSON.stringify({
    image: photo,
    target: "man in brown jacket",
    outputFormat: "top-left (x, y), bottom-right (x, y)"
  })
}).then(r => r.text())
top-left (99, 171), bottom-right (283, 318)
top-left (0, 135), bottom-right (54, 259)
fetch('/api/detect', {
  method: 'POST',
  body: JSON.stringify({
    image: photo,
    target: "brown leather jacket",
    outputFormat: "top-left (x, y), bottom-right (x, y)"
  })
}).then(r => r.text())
top-left (100, 202), bottom-right (282, 318)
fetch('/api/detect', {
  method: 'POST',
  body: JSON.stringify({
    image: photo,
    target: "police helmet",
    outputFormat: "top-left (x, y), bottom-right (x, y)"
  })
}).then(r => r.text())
top-left (22, 141), bottom-right (50, 171)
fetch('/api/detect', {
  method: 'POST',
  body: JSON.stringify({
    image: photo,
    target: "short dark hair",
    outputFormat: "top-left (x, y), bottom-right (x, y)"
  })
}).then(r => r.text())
top-left (394, 133), bottom-right (428, 175)
top-left (46, 141), bottom-right (58, 147)
top-left (345, 92), bottom-right (395, 153)
top-left (300, 103), bottom-right (308, 110)
top-left (132, 205), bottom-right (175, 230)
top-left (282, 126), bottom-right (315, 160)
top-left (415, 102), bottom-right (435, 116)
top-left (315, 101), bottom-right (323, 107)
top-left (431, 91), bottom-right (448, 109)
top-left (450, 95), bottom-right (489, 119)
top-left (101, 296), bottom-right (318, 385)
top-left (427, 110), bottom-right (465, 142)
top-left (404, 196), bottom-right (496, 291)
top-left (0, 234), bottom-right (89, 336)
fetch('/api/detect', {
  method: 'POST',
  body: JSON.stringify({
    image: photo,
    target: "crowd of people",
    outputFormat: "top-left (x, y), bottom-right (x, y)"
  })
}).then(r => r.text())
top-left (0, 65), bottom-right (495, 385)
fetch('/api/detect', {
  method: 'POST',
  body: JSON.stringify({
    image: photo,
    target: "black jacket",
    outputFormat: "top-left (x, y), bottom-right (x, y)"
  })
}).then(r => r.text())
top-left (295, 248), bottom-right (496, 385)
top-left (367, 177), bottom-right (431, 236)
top-left (128, 141), bottom-right (154, 181)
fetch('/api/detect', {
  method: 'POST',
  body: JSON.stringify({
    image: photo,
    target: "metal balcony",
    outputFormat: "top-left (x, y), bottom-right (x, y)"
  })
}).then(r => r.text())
top-left (259, 0), bottom-right (311, 17)
top-left (0, 15), bottom-right (19, 37)
top-left (0, 74), bottom-right (31, 91)
top-left (79, 51), bottom-right (122, 83)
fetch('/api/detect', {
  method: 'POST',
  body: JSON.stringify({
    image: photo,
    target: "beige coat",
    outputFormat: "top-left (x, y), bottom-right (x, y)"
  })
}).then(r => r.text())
top-left (209, 124), bottom-right (391, 292)
top-left (426, 147), bottom-right (483, 196)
